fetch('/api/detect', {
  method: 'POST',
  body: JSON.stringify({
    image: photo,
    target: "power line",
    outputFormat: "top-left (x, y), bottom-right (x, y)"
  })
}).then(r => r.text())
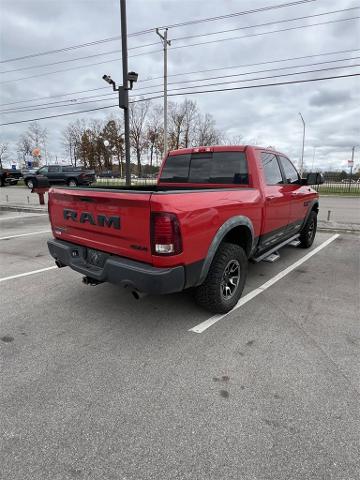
top-left (1, 48), bottom-right (358, 109)
top-left (1, 64), bottom-right (358, 118)
top-left (2, 15), bottom-right (356, 86)
top-left (1, 6), bottom-right (353, 76)
top-left (138, 56), bottom-right (360, 90)
top-left (2, 56), bottom-right (358, 114)
top-left (166, 73), bottom-right (360, 98)
top-left (170, 16), bottom-right (360, 52)
top-left (161, 63), bottom-right (360, 93)
top-left (172, 6), bottom-right (359, 42)
top-left (0, 49), bottom-right (162, 85)
top-left (157, 0), bottom-right (316, 29)
top-left (0, 87), bottom-right (109, 108)
top-left (139, 48), bottom-right (360, 82)
top-left (0, 42), bottom-right (160, 75)
top-left (1, 72), bottom-right (357, 127)
top-left (0, 0), bottom-right (316, 64)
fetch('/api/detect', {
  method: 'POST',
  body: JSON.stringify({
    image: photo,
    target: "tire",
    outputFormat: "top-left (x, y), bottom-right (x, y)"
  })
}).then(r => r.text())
top-left (68, 178), bottom-right (78, 186)
top-left (194, 242), bottom-right (248, 314)
top-left (26, 179), bottom-right (35, 189)
top-left (299, 211), bottom-right (317, 248)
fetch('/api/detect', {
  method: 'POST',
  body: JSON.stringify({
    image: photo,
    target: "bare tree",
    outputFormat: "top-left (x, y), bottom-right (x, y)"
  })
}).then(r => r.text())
top-left (16, 121), bottom-right (48, 166)
top-left (130, 100), bottom-right (150, 176)
top-left (146, 104), bottom-right (164, 168)
top-left (0, 142), bottom-right (9, 169)
top-left (195, 113), bottom-right (221, 146)
top-left (62, 119), bottom-right (86, 167)
top-left (182, 100), bottom-right (198, 148)
top-left (28, 121), bottom-right (48, 162)
top-left (17, 134), bottom-right (32, 165)
top-left (168, 101), bottom-right (186, 150)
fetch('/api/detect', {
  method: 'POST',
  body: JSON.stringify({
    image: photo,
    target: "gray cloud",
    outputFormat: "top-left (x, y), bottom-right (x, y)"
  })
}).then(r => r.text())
top-left (310, 88), bottom-right (352, 106)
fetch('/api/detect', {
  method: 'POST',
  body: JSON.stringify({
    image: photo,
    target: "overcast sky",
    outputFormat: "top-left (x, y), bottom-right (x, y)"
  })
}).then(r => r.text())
top-left (0, 0), bottom-right (359, 170)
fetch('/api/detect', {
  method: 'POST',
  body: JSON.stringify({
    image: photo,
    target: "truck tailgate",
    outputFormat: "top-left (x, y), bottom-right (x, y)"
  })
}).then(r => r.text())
top-left (48, 188), bottom-right (153, 263)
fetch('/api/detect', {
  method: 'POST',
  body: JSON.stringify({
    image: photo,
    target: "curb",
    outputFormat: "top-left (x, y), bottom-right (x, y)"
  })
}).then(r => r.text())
top-left (318, 220), bottom-right (360, 234)
top-left (0, 204), bottom-right (47, 214)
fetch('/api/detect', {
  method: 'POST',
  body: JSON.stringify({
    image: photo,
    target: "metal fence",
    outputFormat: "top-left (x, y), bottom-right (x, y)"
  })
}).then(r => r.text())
top-left (311, 175), bottom-right (360, 195)
top-left (94, 177), bottom-right (157, 187)
top-left (94, 175), bottom-right (360, 195)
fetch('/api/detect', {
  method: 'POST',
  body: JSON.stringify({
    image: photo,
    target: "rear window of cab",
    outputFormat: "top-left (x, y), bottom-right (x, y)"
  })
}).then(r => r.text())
top-left (160, 151), bottom-right (248, 184)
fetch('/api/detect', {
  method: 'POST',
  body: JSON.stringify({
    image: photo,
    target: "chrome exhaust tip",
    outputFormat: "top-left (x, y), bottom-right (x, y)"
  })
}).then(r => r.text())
top-left (82, 276), bottom-right (102, 286)
top-left (131, 289), bottom-right (147, 300)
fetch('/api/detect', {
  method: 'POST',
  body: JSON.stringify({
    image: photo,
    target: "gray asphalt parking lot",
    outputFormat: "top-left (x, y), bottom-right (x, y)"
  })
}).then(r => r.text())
top-left (0, 211), bottom-right (359, 480)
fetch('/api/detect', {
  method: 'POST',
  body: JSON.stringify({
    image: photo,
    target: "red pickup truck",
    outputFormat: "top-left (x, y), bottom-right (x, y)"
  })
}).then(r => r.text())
top-left (47, 146), bottom-right (323, 313)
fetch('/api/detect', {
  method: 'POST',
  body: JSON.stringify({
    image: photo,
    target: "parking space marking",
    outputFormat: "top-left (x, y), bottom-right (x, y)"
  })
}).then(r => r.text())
top-left (0, 266), bottom-right (57, 283)
top-left (0, 214), bottom-right (47, 221)
top-left (0, 230), bottom-right (51, 240)
top-left (189, 234), bottom-right (340, 334)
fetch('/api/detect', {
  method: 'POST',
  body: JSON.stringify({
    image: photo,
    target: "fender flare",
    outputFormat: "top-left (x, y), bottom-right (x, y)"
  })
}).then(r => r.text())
top-left (301, 199), bottom-right (319, 228)
top-left (199, 215), bottom-right (255, 284)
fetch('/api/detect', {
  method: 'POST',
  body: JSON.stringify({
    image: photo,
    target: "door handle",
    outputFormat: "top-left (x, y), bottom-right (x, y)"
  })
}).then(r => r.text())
top-left (266, 195), bottom-right (276, 201)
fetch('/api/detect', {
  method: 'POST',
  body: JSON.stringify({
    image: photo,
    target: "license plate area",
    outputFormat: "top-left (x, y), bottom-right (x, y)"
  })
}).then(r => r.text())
top-left (86, 248), bottom-right (109, 268)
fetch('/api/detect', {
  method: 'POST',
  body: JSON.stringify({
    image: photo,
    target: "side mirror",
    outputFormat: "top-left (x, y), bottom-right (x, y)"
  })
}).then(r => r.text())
top-left (305, 172), bottom-right (324, 185)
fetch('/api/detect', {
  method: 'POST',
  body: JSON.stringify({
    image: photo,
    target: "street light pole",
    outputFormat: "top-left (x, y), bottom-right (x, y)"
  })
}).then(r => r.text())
top-left (120, 0), bottom-right (131, 186)
top-left (103, 2), bottom-right (138, 186)
top-left (299, 112), bottom-right (305, 177)
top-left (156, 28), bottom-right (171, 156)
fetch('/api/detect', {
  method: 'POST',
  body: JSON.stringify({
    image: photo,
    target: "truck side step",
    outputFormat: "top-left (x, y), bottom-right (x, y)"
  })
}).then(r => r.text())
top-left (262, 251), bottom-right (280, 263)
top-left (288, 239), bottom-right (301, 247)
top-left (253, 234), bottom-right (300, 263)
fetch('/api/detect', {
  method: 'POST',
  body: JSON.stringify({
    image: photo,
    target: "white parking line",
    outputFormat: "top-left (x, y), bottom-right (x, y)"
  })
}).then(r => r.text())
top-left (0, 266), bottom-right (57, 283)
top-left (0, 213), bottom-right (47, 221)
top-left (0, 230), bottom-right (51, 240)
top-left (189, 234), bottom-right (340, 334)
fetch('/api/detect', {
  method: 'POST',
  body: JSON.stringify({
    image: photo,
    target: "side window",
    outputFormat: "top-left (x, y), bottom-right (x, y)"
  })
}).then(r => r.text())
top-left (261, 153), bottom-right (283, 185)
top-left (279, 156), bottom-right (300, 184)
top-left (38, 166), bottom-right (48, 175)
top-left (48, 166), bottom-right (61, 173)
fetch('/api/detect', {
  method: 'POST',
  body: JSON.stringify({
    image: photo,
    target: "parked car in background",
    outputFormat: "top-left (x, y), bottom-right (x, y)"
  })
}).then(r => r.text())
top-left (21, 167), bottom-right (38, 176)
top-left (23, 165), bottom-right (96, 189)
top-left (0, 167), bottom-right (23, 186)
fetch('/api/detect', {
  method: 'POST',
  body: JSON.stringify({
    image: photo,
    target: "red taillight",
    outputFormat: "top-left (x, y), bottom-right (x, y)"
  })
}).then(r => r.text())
top-left (151, 213), bottom-right (182, 256)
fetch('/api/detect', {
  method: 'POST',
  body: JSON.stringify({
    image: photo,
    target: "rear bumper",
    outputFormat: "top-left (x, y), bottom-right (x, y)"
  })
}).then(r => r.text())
top-left (47, 238), bottom-right (185, 295)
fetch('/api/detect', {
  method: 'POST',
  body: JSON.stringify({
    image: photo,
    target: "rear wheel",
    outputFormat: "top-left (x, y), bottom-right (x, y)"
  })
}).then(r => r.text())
top-left (299, 211), bottom-right (317, 248)
top-left (194, 242), bottom-right (248, 314)
top-left (68, 178), bottom-right (78, 186)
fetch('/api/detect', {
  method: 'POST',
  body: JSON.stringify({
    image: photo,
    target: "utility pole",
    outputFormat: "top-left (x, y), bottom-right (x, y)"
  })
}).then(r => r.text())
top-left (299, 112), bottom-right (305, 176)
top-left (156, 28), bottom-right (171, 156)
